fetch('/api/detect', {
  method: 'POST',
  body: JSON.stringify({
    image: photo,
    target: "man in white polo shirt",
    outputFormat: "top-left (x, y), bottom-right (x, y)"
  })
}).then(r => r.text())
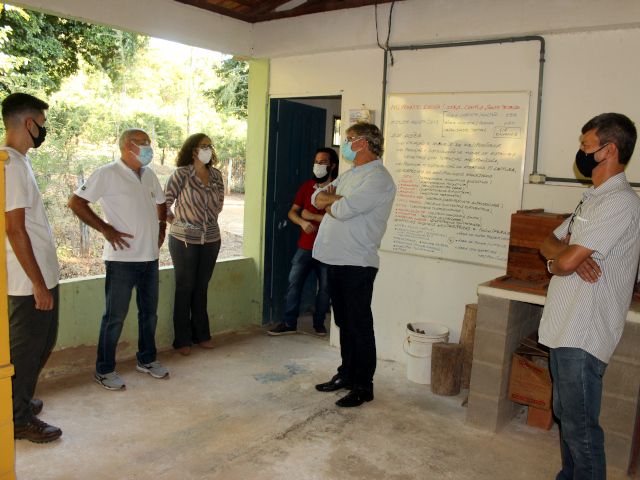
top-left (2, 93), bottom-right (62, 443)
top-left (68, 129), bottom-right (168, 391)
top-left (539, 113), bottom-right (640, 479)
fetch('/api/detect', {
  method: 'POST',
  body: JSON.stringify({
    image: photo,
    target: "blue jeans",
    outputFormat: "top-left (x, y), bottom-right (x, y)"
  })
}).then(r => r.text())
top-left (549, 347), bottom-right (608, 480)
top-left (282, 248), bottom-right (330, 329)
top-left (96, 260), bottom-right (159, 374)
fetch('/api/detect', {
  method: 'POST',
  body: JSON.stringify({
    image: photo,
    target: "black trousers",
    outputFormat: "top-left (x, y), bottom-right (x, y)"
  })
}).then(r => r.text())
top-left (9, 286), bottom-right (59, 426)
top-left (328, 265), bottom-right (378, 392)
top-left (169, 236), bottom-right (221, 348)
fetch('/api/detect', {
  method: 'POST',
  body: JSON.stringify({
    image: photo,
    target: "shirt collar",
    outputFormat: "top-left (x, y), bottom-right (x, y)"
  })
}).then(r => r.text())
top-left (0, 146), bottom-right (27, 162)
top-left (352, 158), bottom-right (382, 171)
top-left (584, 172), bottom-right (628, 200)
top-left (117, 157), bottom-right (145, 177)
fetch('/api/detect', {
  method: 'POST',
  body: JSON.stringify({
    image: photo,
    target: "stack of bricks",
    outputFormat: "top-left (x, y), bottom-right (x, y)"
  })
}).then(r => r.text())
top-left (466, 293), bottom-right (543, 431)
top-left (466, 283), bottom-right (640, 473)
top-left (600, 309), bottom-right (640, 472)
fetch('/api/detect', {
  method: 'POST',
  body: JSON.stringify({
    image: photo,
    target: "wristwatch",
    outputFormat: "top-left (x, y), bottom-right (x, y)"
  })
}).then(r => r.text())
top-left (546, 259), bottom-right (554, 274)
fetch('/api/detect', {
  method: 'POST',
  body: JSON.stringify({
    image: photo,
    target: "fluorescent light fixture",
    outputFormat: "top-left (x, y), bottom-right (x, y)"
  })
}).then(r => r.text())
top-left (274, 0), bottom-right (307, 12)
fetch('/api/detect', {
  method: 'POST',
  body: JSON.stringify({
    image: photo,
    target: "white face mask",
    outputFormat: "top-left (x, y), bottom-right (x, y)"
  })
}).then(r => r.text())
top-left (197, 148), bottom-right (212, 165)
top-left (313, 164), bottom-right (329, 178)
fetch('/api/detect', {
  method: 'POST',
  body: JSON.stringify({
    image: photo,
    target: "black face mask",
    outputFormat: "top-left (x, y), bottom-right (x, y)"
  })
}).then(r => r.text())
top-left (28, 120), bottom-right (47, 149)
top-left (575, 143), bottom-right (608, 178)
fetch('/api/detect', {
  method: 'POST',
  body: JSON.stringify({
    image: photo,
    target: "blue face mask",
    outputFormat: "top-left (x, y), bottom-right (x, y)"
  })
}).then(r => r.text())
top-left (341, 138), bottom-right (358, 162)
top-left (135, 145), bottom-right (154, 166)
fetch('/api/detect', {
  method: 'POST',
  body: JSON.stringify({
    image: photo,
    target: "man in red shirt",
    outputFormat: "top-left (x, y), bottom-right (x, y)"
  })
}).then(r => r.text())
top-left (268, 148), bottom-right (338, 336)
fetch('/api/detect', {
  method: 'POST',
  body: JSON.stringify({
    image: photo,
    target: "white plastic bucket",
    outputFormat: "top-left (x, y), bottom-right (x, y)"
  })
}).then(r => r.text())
top-left (403, 322), bottom-right (449, 384)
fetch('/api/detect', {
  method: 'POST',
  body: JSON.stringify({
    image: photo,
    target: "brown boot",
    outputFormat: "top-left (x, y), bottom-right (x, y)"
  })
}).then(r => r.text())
top-left (14, 417), bottom-right (62, 443)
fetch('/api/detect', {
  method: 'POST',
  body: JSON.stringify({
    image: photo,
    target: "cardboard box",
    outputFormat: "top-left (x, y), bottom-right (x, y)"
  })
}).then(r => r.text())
top-left (508, 353), bottom-right (552, 410)
top-left (527, 405), bottom-right (554, 430)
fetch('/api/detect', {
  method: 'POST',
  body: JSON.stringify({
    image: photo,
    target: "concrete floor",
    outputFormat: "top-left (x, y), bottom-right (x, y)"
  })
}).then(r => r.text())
top-left (15, 318), bottom-right (628, 480)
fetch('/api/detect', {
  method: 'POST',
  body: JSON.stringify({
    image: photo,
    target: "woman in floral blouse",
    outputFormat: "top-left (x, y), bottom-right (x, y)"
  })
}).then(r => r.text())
top-left (165, 133), bottom-right (225, 355)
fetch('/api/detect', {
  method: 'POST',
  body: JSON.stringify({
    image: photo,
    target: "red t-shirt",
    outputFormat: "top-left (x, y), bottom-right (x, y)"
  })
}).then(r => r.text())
top-left (293, 179), bottom-right (325, 250)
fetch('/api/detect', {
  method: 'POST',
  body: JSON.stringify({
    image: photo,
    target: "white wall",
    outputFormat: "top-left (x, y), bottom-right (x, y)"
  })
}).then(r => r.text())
top-left (267, 11), bottom-right (640, 363)
top-left (13, 0), bottom-right (253, 56)
top-left (254, 0), bottom-right (640, 58)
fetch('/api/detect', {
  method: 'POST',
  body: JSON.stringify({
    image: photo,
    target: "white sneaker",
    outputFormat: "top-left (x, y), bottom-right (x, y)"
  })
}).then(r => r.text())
top-left (94, 371), bottom-right (126, 390)
top-left (136, 361), bottom-right (169, 379)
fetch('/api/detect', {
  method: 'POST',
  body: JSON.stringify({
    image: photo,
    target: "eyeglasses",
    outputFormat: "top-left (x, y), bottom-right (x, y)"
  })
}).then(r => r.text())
top-left (132, 140), bottom-right (151, 147)
top-left (567, 200), bottom-right (584, 235)
top-left (199, 145), bottom-right (214, 151)
top-left (345, 136), bottom-right (363, 142)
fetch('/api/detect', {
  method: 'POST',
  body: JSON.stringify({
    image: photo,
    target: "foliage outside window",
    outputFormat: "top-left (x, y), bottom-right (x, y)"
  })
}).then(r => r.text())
top-left (0, 4), bottom-right (248, 279)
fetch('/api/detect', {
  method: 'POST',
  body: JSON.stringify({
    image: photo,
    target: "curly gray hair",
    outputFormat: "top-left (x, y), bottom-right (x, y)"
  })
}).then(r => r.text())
top-left (347, 122), bottom-right (384, 157)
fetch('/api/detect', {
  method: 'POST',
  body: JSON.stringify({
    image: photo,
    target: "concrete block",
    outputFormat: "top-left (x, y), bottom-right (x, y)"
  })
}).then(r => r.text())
top-left (603, 360), bottom-right (640, 400)
top-left (467, 391), bottom-right (501, 431)
top-left (605, 430), bottom-right (632, 473)
top-left (466, 387), bottom-right (519, 432)
top-left (601, 394), bottom-right (637, 438)
top-left (472, 329), bottom-right (507, 366)
top-left (509, 302), bottom-right (542, 329)
top-left (469, 360), bottom-right (506, 398)
top-left (613, 321), bottom-right (640, 363)
top-left (496, 396), bottom-right (520, 431)
top-left (477, 295), bottom-right (511, 332)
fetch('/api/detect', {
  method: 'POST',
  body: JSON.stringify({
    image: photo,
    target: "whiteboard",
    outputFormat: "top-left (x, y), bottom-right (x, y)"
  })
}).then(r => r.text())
top-left (381, 91), bottom-right (529, 267)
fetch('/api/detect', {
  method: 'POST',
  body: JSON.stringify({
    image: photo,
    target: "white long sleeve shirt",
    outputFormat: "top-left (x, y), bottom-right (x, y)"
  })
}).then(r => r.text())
top-left (311, 159), bottom-right (396, 268)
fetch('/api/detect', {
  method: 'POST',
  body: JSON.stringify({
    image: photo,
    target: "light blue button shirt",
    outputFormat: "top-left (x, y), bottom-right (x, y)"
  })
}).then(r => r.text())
top-left (311, 159), bottom-right (396, 268)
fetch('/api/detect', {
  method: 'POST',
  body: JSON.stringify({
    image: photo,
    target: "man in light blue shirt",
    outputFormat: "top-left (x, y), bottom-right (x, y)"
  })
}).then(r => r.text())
top-left (312, 122), bottom-right (396, 408)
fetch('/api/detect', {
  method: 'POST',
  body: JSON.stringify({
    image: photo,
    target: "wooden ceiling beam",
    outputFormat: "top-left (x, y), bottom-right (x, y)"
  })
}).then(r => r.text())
top-left (176, 0), bottom-right (399, 23)
top-left (260, 0), bottom-right (396, 21)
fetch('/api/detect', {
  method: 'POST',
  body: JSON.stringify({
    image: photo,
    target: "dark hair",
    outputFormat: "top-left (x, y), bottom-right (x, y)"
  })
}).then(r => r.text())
top-left (582, 113), bottom-right (637, 165)
top-left (347, 122), bottom-right (384, 157)
top-left (1, 92), bottom-right (49, 126)
top-left (176, 133), bottom-right (217, 168)
top-left (316, 147), bottom-right (339, 179)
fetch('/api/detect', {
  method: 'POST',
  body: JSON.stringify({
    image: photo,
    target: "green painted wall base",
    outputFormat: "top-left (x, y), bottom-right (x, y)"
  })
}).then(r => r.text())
top-left (44, 257), bottom-right (261, 378)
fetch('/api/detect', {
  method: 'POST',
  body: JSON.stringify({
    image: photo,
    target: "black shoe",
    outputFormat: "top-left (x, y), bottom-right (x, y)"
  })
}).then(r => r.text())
top-left (315, 374), bottom-right (353, 392)
top-left (30, 398), bottom-right (43, 416)
top-left (335, 389), bottom-right (374, 408)
top-left (14, 417), bottom-right (62, 443)
top-left (313, 325), bottom-right (327, 336)
top-left (267, 323), bottom-right (297, 336)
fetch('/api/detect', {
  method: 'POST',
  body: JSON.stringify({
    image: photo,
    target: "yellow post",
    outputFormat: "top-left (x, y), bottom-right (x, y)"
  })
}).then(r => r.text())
top-left (0, 150), bottom-right (16, 480)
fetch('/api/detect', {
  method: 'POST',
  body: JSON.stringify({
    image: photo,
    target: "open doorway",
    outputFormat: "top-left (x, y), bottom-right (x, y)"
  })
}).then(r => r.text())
top-left (263, 95), bottom-right (342, 327)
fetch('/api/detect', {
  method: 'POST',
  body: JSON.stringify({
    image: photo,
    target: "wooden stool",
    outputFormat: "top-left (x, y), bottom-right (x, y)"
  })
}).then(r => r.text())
top-left (431, 343), bottom-right (464, 396)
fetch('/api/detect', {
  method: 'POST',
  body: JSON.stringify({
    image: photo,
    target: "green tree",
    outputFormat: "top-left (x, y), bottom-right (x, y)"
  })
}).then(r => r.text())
top-left (205, 58), bottom-right (248, 120)
top-left (0, 3), bottom-right (146, 95)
